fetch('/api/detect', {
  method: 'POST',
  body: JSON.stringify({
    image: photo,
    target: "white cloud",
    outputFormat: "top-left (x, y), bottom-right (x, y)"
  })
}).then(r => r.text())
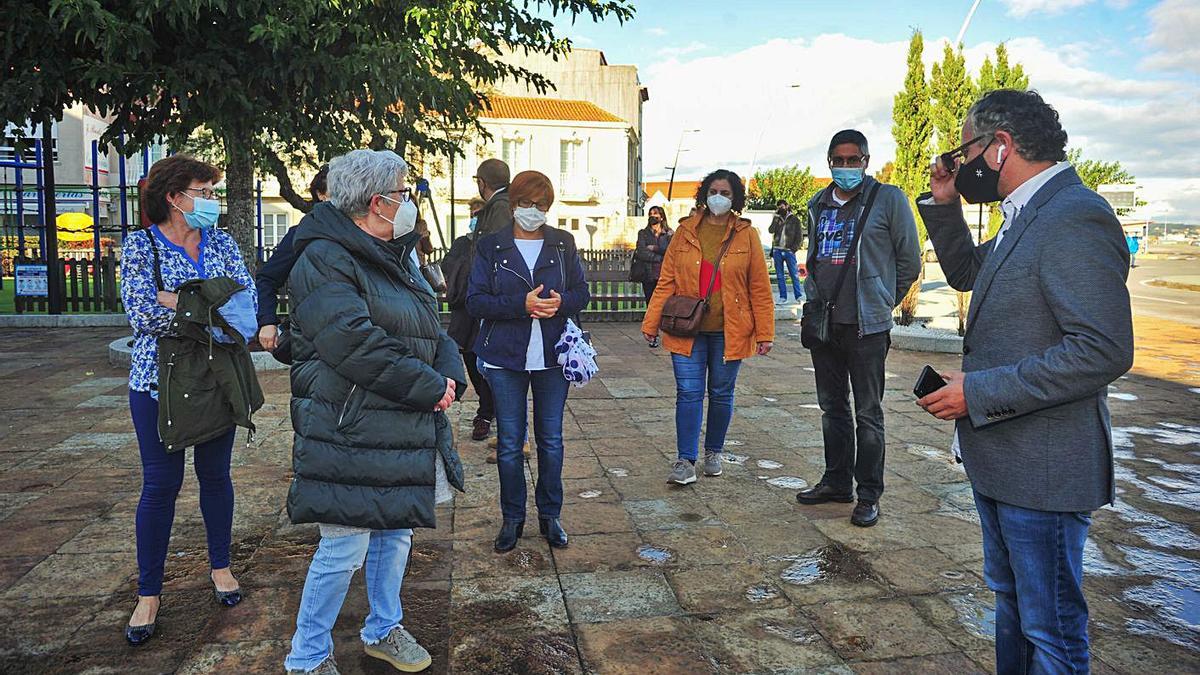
top-left (1000, 0), bottom-right (1094, 17)
top-left (1141, 0), bottom-right (1200, 74)
top-left (645, 27), bottom-right (668, 37)
top-left (640, 33), bottom-right (1200, 222)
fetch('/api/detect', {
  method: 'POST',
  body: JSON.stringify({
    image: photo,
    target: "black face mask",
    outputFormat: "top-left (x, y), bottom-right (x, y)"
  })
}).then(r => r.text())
top-left (955, 138), bottom-right (1007, 204)
top-left (648, 215), bottom-right (662, 225)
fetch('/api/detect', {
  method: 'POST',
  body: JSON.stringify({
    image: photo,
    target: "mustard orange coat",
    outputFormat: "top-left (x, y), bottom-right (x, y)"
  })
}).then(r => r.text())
top-left (641, 211), bottom-right (776, 360)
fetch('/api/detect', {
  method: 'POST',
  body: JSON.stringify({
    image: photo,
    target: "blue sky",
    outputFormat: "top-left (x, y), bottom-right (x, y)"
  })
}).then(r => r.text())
top-left (548, 0), bottom-right (1199, 222)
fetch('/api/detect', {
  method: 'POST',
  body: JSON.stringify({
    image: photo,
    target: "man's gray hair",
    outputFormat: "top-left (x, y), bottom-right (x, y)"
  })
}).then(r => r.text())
top-left (965, 90), bottom-right (1068, 163)
top-left (327, 149), bottom-right (409, 218)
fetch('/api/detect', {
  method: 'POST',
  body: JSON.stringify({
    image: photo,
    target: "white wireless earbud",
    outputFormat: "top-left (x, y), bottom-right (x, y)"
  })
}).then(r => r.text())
top-left (997, 144), bottom-right (1006, 163)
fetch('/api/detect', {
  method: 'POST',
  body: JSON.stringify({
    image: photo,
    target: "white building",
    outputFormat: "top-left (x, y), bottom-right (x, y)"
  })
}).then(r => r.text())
top-left (426, 95), bottom-right (642, 249)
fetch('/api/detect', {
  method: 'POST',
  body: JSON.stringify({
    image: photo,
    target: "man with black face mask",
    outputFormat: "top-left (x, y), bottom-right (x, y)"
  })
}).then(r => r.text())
top-left (916, 89), bottom-right (1133, 674)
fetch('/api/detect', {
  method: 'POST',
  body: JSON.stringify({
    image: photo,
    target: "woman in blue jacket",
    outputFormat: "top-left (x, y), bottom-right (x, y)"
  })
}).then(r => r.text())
top-left (467, 170), bottom-right (590, 553)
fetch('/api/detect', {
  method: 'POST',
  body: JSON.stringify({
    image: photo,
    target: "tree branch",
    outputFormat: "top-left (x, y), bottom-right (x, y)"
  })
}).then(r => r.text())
top-left (263, 150), bottom-right (315, 214)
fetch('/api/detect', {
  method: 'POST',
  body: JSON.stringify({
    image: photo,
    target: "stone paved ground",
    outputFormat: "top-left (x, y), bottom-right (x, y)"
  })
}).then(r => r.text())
top-left (0, 318), bottom-right (1197, 674)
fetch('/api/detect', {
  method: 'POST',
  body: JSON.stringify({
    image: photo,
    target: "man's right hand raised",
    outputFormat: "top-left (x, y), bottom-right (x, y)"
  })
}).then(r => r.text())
top-left (929, 159), bottom-right (961, 205)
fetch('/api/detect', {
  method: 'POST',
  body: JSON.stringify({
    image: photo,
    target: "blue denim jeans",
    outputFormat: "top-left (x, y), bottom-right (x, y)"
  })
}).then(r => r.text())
top-left (974, 491), bottom-right (1092, 675)
top-left (483, 366), bottom-right (570, 522)
top-left (284, 528), bottom-right (413, 672)
top-left (771, 248), bottom-right (803, 300)
top-left (671, 332), bottom-right (742, 462)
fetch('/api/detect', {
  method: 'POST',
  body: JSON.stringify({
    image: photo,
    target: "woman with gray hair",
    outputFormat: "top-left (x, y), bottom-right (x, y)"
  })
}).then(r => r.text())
top-left (283, 149), bottom-right (467, 674)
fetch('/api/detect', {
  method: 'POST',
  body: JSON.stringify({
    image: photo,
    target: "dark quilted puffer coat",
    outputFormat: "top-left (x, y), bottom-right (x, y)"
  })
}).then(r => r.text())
top-left (286, 201), bottom-right (467, 530)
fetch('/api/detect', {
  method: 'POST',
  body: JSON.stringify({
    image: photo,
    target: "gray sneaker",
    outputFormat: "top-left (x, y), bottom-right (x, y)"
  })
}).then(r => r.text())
top-left (703, 450), bottom-right (723, 477)
top-left (288, 656), bottom-right (339, 675)
top-left (667, 459), bottom-right (697, 485)
top-left (364, 626), bottom-right (432, 672)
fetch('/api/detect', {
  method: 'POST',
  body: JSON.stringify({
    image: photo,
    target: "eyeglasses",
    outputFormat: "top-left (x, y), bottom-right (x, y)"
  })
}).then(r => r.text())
top-left (184, 187), bottom-right (218, 200)
top-left (516, 199), bottom-right (552, 211)
top-left (382, 188), bottom-right (412, 202)
top-left (937, 136), bottom-right (989, 173)
top-left (828, 156), bottom-right (867, 168)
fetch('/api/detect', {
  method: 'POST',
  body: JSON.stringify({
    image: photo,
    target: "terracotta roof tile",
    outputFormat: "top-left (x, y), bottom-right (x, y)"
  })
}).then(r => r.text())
top-left (482, 95), bottom-right (625, 123)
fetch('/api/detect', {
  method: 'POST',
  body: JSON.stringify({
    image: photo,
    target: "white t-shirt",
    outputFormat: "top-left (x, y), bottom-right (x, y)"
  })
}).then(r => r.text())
top-left (484, 238), bottom-right (551, 372)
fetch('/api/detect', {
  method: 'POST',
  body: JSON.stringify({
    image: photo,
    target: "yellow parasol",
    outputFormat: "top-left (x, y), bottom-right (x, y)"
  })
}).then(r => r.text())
top-left (56, 212), bottom-right (96, 242)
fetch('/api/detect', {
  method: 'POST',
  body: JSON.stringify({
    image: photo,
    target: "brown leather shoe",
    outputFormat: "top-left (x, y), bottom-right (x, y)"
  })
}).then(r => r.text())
top-left (485, 439), bottom-right (530, 464)
top-left (471, 417), bottom-right (491, 441)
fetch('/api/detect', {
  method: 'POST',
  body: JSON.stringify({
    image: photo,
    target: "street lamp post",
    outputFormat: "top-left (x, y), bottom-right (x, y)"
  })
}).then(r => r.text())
top-left (666, 129), bottom-right (700, 201)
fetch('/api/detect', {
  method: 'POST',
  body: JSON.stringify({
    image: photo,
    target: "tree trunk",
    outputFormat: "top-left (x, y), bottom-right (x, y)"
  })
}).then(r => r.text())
top-left (222, 130), bottom-right (258, 274)
top-left (897, 261), bottom-right (924, 325)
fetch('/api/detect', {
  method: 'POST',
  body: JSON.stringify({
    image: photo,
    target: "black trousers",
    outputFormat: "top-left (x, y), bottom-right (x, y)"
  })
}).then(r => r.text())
top-left (642, 280), bottom-right (658, 302)
top-left (809, 324), bottom-right (890, 503)
top-left (463, 351), bottom-right (495, 421)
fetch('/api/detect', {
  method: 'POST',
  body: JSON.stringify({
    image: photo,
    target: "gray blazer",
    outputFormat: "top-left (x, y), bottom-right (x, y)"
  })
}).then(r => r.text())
top-left (917, 167), bottom-right (1133, 512)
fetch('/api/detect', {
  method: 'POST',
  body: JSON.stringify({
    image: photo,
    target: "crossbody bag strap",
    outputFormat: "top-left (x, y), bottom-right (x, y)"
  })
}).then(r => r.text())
top-left (702, 231), bottom-right (736, 305)
top-left (145, 227), bottom-right (165, 292)
top-left (828, 182), bottom-right (881, 307)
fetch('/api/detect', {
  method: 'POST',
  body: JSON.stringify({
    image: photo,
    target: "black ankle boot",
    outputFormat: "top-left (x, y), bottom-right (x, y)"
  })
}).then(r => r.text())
top-left (539, 517), bottom-right (569, 549)
top-left (494, 520), bottom-right (524, 553)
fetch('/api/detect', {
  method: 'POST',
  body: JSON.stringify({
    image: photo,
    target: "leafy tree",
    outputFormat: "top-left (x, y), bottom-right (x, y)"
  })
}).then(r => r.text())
top-left (976, 42), bottom-right (1029, 95)
top-left (874, 161), bottom-right (895, 184)
top-left (890, 30), bottom-right (933, 325)
top-left (1067, 148), bottom-right (1135, 190)
top-left (43, 0), bottom-right (634, 269)
top-left (930, 43), bottom-right (973, 154)
top-left (748, 165), bottom-right (820, 210)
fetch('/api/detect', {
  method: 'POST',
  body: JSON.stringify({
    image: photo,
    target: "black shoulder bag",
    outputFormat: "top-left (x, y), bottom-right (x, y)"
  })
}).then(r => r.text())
top-left (800, 183), bottom-right (881, 349)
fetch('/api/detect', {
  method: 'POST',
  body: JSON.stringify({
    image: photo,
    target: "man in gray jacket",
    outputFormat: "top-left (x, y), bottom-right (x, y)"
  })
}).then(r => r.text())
top-left (916, 89), bottom-right (1133, 673)
top-left (795, 130), bottom-right (921, 527)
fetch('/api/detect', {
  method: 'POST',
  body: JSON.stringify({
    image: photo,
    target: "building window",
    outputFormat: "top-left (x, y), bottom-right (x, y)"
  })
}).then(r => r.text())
top-left (262, 212), bottom-right (290, 249)
top-left (570, 218), bottom-right (580, 231)
top-left (0, 121), bottom-right (59, 163)
top-left (559, 140), bottom-right (579, 184)
top-left (502, 139), bottom-right (519, 170)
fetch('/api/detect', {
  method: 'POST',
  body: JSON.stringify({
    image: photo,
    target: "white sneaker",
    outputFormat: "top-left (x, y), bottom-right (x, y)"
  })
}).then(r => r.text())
top-left (774, 296), bottom-right (788, 305)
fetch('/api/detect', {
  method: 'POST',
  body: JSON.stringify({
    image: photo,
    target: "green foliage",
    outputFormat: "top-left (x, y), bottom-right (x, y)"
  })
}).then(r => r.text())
top-left (748, 165), bottom-right (820, 211)
top-left (929, 43), bottom-right (973, 154)
top-left (890, 31), bottom-right (933, 204)
top-left (4, 0), bottom-right (634, 266)
top-left (1067, 148), bottom-right (1135, 191)
top-left (976, 42), bottom-right (1029, 95)
top-left (874, 161), bottom-right (895, 184)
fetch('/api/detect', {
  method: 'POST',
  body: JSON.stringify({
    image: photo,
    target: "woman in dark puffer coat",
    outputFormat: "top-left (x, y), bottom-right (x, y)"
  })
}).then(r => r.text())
top-left (283, 149), bottom-right (466, 675)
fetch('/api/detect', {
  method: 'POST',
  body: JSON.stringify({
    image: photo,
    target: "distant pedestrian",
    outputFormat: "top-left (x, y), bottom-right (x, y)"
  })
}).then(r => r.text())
top-left (443, 197), bottom-right (497, 442)
top-left (1127, 233), bottom-right (1140, 268)
top-left (795, 129), bottom-right (921, 528)
top-left (120, 155), bottom-right (256, 646)
top-left (641, 169), bottom-right (776, 486)
top-left (634, 206), bottom-right (674, 349)
top-left (768, 199), bottom-right (804, 304)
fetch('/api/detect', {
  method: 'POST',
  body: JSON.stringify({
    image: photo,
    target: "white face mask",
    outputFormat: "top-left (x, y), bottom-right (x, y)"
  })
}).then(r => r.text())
top-left (706, 193), bottom-right (733, 216)
top-left (382, 195), bottom-right (419, 239)
top-left (514, 206), bottom-right (547, 232)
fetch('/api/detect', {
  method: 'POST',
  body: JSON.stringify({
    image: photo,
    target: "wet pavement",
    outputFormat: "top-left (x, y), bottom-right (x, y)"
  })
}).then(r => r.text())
top-left (0, 316), bottom-right (1198, 673)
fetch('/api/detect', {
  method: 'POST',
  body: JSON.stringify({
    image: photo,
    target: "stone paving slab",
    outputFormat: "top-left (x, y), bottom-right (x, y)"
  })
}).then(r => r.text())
top-left (0, 322), bottom-right (1198, 673)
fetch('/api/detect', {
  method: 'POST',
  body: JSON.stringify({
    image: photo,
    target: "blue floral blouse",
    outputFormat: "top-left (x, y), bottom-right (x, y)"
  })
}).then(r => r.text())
top-left (121, 226), bottom-right (256, 392)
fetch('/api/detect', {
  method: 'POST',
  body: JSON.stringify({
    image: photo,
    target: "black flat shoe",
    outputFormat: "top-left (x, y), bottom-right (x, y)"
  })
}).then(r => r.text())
top-left (211, 573), bottom-right (244, 607)
top-left (851, 501), bottom-right (879, 527)
top-left (538, 517), bottom-right (569, 549)
top-left (494, 520), bottom-right (524, 553)
top-left (796, 482), bottom-right (854, 505)
top-left (125, 622), bottom-right (156, 646)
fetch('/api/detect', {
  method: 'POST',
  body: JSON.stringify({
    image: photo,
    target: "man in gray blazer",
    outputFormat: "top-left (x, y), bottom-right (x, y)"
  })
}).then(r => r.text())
top-left (916, 89), bottom-right (1133, 674)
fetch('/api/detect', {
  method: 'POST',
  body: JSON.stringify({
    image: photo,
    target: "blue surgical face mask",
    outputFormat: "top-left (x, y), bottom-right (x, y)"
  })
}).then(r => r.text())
top-left (831, 167), bottom-right (864, 192)
top-left (468, 216), bottom-right (478, 232)
top-left (176, 193), bottom-right (221, 230)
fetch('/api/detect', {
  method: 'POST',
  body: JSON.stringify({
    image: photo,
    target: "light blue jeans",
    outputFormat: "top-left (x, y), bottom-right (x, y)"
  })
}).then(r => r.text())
top-left (284, 528), bottom-right (413, 672)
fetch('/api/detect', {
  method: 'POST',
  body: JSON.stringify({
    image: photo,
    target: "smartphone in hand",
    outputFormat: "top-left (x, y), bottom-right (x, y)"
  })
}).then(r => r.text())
top-left (913, 365), bottom-right (948, 399)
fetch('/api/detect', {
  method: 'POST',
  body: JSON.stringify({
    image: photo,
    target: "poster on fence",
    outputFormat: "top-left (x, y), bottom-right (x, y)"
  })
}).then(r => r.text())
top-left (14, 264), bottom-right (49, 297)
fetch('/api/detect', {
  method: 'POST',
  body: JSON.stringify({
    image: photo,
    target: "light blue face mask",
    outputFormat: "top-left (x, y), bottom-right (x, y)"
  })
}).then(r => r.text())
top-left (468, 216), bottom-right (479, 232)
top-left (178, 193), bottom-right (221, 230)
top-left (831, 167), bottom-right (864, 192)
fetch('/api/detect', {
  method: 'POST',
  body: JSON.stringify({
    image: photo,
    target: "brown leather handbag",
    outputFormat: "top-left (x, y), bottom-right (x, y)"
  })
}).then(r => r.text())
top-left (658, 236), bottom-right (734, 338)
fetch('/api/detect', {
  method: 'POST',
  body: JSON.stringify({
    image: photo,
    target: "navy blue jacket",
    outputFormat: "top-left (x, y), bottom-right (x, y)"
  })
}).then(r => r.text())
top-left (255, 226), bottom-right (299, 327)
top-left (467, 226), bottom-right (590, 371)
